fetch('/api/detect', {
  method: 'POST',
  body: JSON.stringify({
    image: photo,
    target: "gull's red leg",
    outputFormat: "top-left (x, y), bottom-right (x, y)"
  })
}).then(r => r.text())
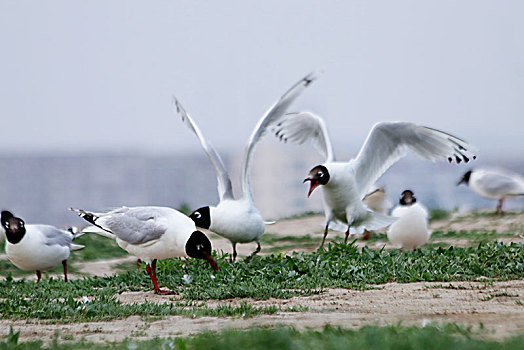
top-left (147, 260), bottom-right (174, 295)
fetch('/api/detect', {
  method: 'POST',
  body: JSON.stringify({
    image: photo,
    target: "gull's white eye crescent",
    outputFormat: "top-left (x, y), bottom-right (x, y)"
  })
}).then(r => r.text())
top-left (194, 212), bottom-right (201, 219)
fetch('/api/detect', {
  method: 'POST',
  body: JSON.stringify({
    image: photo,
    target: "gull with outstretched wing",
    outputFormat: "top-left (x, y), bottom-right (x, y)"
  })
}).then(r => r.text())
top-left (272, 112), bottom-right (477, 246)
top-left (173, 71), bottom-right (319, 260)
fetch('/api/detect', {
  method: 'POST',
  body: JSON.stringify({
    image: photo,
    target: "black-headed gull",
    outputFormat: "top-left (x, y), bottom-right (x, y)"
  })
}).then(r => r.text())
top-left (271, 111), bottom-right (476, 246)
top-left (457, 167), bottom-right (524, 214)
top-left (1, 210), bottom-right (84, 282)
top-left (172, 72), bottom-right (319, 260)
top-left (387, 190), bottom-right (431, 250)
top-left (71, 206), bottom-right (218, 294)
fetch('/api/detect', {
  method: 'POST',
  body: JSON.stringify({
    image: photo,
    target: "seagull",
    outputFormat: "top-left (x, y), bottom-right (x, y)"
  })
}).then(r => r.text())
top-left (1, 210), bottom-right (84, 282)
top-left (387, 190), bottom-right (431, 250)
top-left (457, 167), bottom-right (524, 214)
top-left (172, 71), bottom-right (319, 260)
top-left (271, 111), bottom-right (476, 246)
top-left (70, 206), bottom-right (218, 294)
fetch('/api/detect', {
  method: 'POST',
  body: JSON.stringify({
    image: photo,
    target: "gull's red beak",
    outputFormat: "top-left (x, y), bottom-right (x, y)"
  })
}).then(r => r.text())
top-left (203, 251), bottom-right (219, 271)
top-left (303, 177), bottom-right (319, 198)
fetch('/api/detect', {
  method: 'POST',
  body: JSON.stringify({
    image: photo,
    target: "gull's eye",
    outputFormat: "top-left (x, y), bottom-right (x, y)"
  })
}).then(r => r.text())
top-left (317, 171), bottom-right (324, 177)
top-left (194, 212), bottom-right (201, 219)
top-left (4, 222), bottom-right (9, 228)
top-left (19, 222), bottom-right (24, 227)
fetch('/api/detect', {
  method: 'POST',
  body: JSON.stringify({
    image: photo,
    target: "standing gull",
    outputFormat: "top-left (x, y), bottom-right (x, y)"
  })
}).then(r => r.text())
top-left (271, 112), bottom-right (476, 246)
top-left (387, 190), bottom-right (431, 250)
top-left (457, 167), bottom-right (524, 214)
top-left (172, 71), bottom-right (319, 260)
top-left (1, 210), bottom-right (83, 282)
top-left (71, 206), bottom-right (217, 294)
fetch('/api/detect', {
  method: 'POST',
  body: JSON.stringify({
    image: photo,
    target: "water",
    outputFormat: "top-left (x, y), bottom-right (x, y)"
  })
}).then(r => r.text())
top-left (0, 147), bottom-right (522, 226)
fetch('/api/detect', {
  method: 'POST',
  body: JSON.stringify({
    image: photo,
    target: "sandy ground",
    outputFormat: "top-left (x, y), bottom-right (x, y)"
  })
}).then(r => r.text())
top-left (2, 280), bottom-right (523, 343)
top-left (1, 211), bottom-right (523, 343)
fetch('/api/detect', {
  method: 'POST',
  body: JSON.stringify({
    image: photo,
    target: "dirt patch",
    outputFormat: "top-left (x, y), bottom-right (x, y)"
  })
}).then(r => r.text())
top-left (3, 280), bottom-right (523, 343)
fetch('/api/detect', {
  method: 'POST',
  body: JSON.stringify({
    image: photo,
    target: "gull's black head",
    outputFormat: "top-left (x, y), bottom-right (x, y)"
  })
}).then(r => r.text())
top-left (188, 206), bottom-right (211, 229)
top-left (185, 230), bottom-right (218, 271)
top-left (1, 210), bottom-right (26, 244)
top-left (303, 165), bottom-right (330, 197)
top-left (457, 170), bottom-right (472, 186)
top-left (399, 190), bottom-right (417, 206)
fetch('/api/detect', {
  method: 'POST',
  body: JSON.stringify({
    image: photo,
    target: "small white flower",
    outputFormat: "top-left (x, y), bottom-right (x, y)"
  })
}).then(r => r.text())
top-left (421, 318), bottom-right (431, 327)
top-left (82, 296), bottom-right (90, 304)
top-left (287, 271), bottom-right (297, 277)
top-left (182, 274), bottom-right (193, 284)
top-left (210, 275), bottom-right (216, 280)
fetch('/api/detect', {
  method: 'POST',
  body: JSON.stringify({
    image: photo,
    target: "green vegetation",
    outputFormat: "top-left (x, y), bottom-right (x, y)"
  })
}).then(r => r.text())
top-left (430, 230), bottom-right (519, 242)
top-left (3, 323), bottom-right (524, 349)
top-left (0, 241), bottom-right (522, 322)
top-left (177, 202), bottom-right (193, 216)
top-left (280, 211), bottom-right (322, 220)
top-left (429, 208), bottom-right (451, 221)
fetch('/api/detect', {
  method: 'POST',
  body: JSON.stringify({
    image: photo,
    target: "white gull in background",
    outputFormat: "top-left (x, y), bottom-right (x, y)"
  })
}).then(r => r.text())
top-left (271, 111), bottom-right (476, 246)
top-left (1, 210), bottom-right (84, 282)
top-left (172, 71), bottom-right (319, 260)
top-left (457, 167), bottom-right (524, 214)
top-left (387, 190), bottom-right (431, 250)
top-left (71, 206), bottom-right (217, 294)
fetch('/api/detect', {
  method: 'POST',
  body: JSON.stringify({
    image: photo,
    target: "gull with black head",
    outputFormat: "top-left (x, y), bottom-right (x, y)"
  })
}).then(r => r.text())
top-left (1, 210), bottom-right (84, 282)
top-left (271, 112), bottom-right (476, 247)
top-left (387, 190), bottom-right (431, 250)
top-left (457, 167), bottom-right (524, 214)
top-left (71, 206), bottom-right (217, 294)
top-left (172, 71), bottom-right (319, 260)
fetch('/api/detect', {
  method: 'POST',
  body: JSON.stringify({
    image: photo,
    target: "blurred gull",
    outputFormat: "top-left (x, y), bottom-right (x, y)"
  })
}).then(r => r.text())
top-left (457, 167), bottom-right (524, 214)
top-left (387, 190), bottom-right (431, 250)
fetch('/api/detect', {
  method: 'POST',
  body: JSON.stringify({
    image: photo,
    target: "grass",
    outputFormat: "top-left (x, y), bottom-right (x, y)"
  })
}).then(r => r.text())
top-left (429, 208), bottom-right (451, 221)
top-left (71, 234), bottom-right (127, 261)
top-left (430, 230), bottom-right (519, 241)
top-left (0, 240), bottom-right (522, 322)
top-left (3, 323), bottom-right (524, 349)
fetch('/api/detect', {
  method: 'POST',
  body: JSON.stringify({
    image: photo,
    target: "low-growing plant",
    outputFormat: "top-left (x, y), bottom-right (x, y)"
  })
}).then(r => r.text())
top-left (3, 323), bottom-right (524, 349)
top-left (0, 241), bottom-right (522, 322)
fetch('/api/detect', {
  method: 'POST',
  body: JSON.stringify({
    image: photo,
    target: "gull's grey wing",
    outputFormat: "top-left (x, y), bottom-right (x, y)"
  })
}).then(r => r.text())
top-left (37, 225), bottom-right (73, 248)
top-left (353, 122), bottom-right (477, 198)
top-left (172, 96), bottom-right (234, 201)
top-left (271, 112), bottom-right (335, 162)
top-left (100, 207), bottom-right (168, 245)
top-left (241, 71), bottom-right (320, 199)
top-left (476, 171), bottom-right (524, 196)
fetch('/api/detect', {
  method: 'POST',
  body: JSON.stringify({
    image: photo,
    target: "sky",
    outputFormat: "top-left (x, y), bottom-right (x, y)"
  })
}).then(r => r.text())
top-left (1, 1), bottom-right (523, 159)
